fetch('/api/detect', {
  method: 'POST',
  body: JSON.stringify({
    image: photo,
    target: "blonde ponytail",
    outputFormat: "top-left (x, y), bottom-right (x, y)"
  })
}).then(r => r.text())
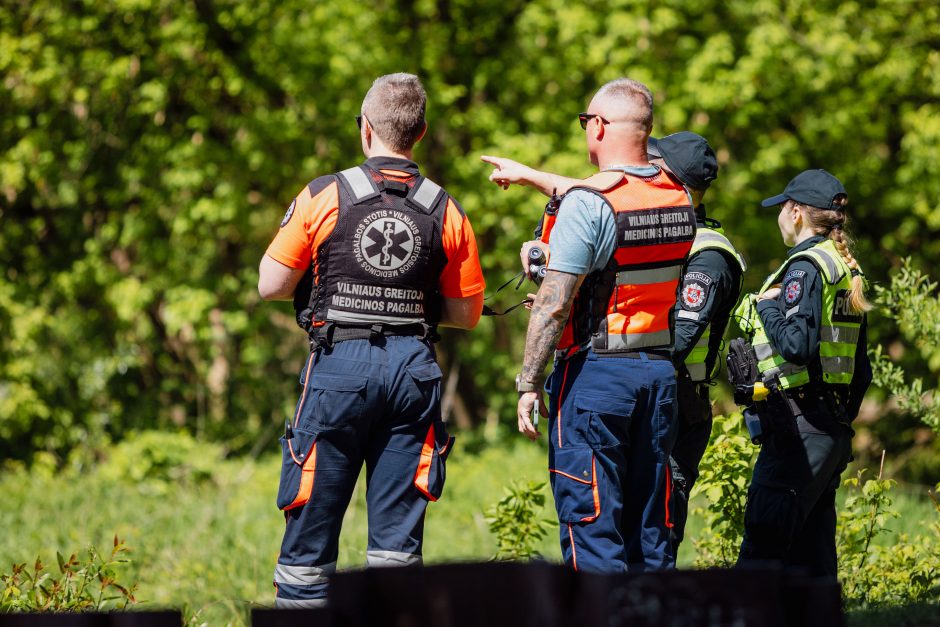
top-left (830, 227), bottom-right (872, 313)
top-left (801, 201), bottom-right (873, 314)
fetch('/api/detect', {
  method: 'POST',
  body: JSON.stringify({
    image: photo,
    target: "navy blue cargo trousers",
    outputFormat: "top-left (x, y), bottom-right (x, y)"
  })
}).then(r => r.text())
top-left (546, 351), bottom-right (678, 573)
top-left (273, 336), bottom-right (452, 608)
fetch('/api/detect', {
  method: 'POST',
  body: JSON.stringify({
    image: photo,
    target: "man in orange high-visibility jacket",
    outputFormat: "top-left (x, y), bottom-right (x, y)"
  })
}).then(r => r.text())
top-left (495, 78), bottom-right (696, 572)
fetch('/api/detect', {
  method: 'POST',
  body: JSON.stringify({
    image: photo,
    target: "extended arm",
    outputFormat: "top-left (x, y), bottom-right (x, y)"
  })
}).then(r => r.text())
top-left (480, 155), bottom-right (580, 197)
top-left (258, 254), bottom-right (306, 301)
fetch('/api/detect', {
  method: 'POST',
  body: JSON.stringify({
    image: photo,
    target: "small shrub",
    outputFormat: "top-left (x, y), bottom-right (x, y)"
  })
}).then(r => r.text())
top-left (839, 474), bottom-right (940, 609)
top-left (485, 480), bottom-right (556, 560)
top-left (0, 536), bottom-right (138, 612)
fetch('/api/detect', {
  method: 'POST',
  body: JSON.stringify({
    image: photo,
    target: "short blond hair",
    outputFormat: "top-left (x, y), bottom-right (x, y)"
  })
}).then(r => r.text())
top-left (594, 78), bottom-right (653, 133)
top-left (361, 73), bottom-right (427, 152)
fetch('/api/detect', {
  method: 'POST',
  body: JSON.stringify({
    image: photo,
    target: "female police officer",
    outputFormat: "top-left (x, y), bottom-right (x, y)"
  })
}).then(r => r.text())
top-left (735, 169), bottom-right (872, 577)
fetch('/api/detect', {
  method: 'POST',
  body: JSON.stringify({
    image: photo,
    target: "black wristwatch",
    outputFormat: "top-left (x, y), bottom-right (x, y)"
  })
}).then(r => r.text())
top-left (515, 373), bottom-right (539, 393)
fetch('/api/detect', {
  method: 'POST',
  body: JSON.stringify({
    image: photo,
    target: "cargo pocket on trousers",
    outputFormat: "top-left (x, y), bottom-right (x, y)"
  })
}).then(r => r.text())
top-left (413, 421), bottom-right (454, 502)
top-left (277, 428), bottom-right (318, 511)
top-left (574, 391), bottom-right (636, 448)
top-left (743, 482), bottom-right (800, 550)
top-left (303, 374), bottom-right (367, 431)
top-left (549, 446), bottom-right (600, 523)
top-left (403, 361), bottom-right (443, 424)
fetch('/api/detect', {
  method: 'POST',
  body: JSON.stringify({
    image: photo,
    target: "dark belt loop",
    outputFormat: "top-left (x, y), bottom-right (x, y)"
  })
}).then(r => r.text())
top-left (369, 323), bottom-right (384, 340)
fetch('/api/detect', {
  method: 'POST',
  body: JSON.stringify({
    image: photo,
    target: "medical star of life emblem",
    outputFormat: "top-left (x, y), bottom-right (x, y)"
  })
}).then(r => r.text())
top-left (682, 282), bottom-right (706, 310)
top-left (353, 210), bottom-right (421, 277)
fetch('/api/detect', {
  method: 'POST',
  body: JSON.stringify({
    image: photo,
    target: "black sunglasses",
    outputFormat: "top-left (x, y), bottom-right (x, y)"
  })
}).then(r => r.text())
top-left (578, 112), bottom-right (610, 130)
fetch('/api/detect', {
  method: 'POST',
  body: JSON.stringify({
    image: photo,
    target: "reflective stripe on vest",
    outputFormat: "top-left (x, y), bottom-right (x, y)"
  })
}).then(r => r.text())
top-left (605, 328), bottom-right (674, 351)
top-left (338, 166), bottom-right (380, 202)
top-left (411, 178), bottom-right (443, 212)
top-left (682, 227), bottom-right (746, 382)
top-left (616, 266), bottom-right (683, 285)
top-left (741, 240), bottom-right (862, 389)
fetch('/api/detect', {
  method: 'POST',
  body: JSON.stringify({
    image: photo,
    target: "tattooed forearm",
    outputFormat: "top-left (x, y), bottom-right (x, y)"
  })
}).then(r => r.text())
top-left (520, 270), bottom-right (585, 384)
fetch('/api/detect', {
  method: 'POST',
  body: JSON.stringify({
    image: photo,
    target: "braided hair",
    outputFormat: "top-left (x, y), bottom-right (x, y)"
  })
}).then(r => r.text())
top-left (793, 197), bottom-right (872, 313)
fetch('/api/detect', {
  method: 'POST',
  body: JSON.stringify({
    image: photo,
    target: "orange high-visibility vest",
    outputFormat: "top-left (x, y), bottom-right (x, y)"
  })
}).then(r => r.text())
top-left (545, 169), bottom-right (696, 357)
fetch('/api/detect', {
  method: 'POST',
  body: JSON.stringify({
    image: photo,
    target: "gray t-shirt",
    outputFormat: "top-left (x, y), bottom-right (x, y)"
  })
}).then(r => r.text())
top-left (546, 165), bottom-right (661, 275)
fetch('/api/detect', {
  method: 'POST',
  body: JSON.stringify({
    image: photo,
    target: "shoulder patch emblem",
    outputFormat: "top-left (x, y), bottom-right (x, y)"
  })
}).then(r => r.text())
top-left (280, 199), bottom-right (296, 228)
top-left (681, 279), bottom-right (709, 311)
top-left (784, 278), bottom-right (803, 305)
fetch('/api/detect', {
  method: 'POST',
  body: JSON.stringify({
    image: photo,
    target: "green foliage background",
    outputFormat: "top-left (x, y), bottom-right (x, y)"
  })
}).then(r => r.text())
top-left (0, 0), bottom-right (940, 490)
top-left (2, 2), bottom-right (939, 468)
top-left (3, 5), bottom-right (940, 623)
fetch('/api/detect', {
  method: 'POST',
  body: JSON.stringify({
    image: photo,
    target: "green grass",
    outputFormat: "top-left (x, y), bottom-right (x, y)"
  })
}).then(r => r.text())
top-left (0, 435), bottom-right (556, 625)
top-left (0, 434), bottom-right (935, 625)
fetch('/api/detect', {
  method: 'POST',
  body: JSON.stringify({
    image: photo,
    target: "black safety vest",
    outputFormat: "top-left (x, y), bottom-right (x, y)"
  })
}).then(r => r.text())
top-left (294, 164), bottom-right (448, 333)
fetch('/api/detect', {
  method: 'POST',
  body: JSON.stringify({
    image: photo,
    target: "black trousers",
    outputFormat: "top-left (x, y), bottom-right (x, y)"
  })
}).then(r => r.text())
top-left (737, 404), bottom-right (853, 577)
top-left (668, 378), bottom-right (713, 557)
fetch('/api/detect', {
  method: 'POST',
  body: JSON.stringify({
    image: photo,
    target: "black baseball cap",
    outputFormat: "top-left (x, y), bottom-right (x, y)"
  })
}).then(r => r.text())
top-left (647, 131), bottom-right (718, 191)
top-left (761, 169), bottom-right (847, 209)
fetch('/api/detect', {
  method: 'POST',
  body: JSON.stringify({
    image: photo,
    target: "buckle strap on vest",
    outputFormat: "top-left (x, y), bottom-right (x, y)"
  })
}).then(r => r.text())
top-left (616, 265), bottom-right (682, 285)
top-left (310, 321), bottom-right (439, 349)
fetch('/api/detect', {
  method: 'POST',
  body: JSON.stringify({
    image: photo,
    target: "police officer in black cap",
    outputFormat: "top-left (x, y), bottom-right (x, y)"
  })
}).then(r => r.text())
top-left (734, 169), bottom-right (873, 576)
top-left (648, 133), bottom-right (746, 558)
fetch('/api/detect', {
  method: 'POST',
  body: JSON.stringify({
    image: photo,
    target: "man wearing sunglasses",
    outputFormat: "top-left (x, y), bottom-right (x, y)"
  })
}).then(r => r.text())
top-left (484, 132), bottom-right (745, 561)
top-left (259, 73), bottom-right (485, 608)
top-left (483, 78), bottom-right (697, 573)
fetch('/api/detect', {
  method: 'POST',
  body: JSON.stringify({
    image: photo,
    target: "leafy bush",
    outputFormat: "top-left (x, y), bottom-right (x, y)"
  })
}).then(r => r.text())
top-left (485, 480), bottom-right (556, 561)
top-left (870, 259), bottom-right (940, 433)
top-left (0, 537), bottom-right (137, 612)
top-left (839, 473), bottom-right (940, 608)
top-left (94, 430), bottom-right (225, 493)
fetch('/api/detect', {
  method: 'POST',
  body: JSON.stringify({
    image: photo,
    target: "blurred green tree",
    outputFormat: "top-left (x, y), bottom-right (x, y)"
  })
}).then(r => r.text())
top-left (1, 0), bottom-right (937, 467)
